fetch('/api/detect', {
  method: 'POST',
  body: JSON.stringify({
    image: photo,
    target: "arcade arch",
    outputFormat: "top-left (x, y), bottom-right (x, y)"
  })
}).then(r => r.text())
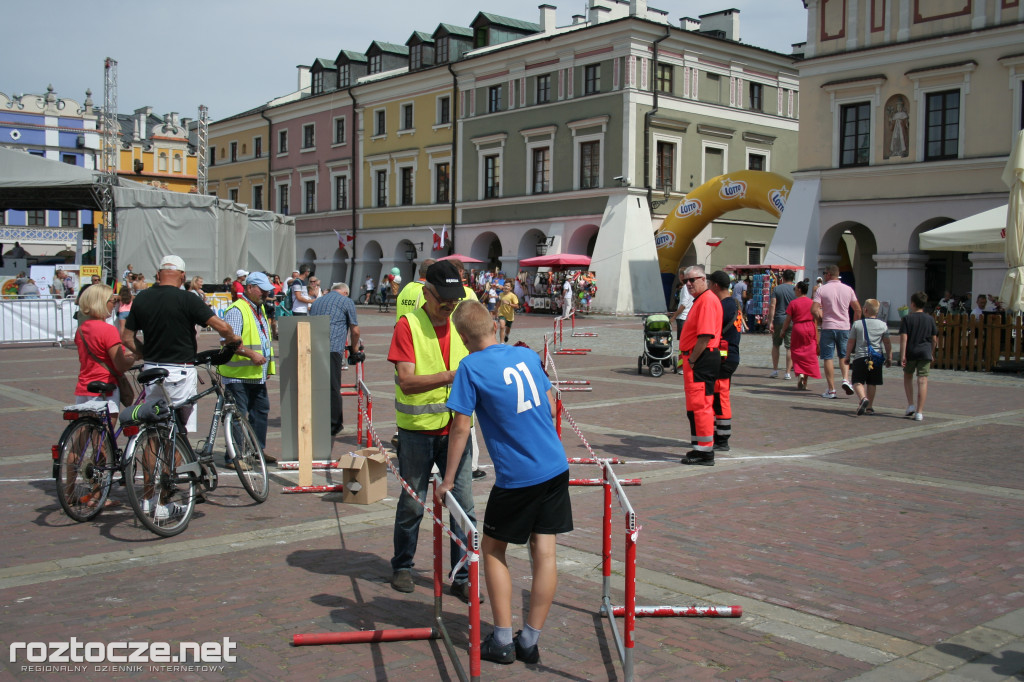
top-left (820, 221), bottom-right (878, 300)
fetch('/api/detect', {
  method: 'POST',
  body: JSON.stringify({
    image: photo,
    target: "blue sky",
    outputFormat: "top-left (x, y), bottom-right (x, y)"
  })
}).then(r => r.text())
top-left (3, 1), bottom-right (806, 122)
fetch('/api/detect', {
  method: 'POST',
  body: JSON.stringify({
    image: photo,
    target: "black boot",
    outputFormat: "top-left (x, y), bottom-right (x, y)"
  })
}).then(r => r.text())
top-left (681, 450), bottom-right (714, 466)
top-left (714, 436), bottom-right (730, 452)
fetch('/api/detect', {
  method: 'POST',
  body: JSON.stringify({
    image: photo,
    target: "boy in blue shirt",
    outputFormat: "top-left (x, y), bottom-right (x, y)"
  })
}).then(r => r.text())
top-left (436, 300), bottom-right (572, 665)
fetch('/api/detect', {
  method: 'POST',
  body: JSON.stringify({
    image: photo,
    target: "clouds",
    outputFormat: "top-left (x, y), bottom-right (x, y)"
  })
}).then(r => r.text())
top-left (3, 0), bottom-right (804, 122)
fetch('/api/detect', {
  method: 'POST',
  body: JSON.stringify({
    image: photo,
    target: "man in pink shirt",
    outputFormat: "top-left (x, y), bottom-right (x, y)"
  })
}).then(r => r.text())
top-left (811, 264), bottom-right (862, 399)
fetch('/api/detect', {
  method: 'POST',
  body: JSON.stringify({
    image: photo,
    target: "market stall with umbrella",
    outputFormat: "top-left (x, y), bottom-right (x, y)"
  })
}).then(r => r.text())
top-left (518, 253), bottom-right (594, 314)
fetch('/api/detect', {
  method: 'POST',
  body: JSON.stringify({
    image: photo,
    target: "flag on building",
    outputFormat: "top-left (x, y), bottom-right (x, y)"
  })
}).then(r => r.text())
top-left (431, 227), bottom-right (442, 251)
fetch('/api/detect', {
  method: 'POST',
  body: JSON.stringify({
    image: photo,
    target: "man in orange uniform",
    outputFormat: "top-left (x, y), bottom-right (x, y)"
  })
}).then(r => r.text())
top-left (677, 265), bottom-right (722, 466)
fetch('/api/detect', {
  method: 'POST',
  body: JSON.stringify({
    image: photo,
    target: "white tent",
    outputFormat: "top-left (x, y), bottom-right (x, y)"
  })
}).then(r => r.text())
top-left (0, 147), bottom-right (294, 280)
top-left (918, 205), bottom-right (1007, 252)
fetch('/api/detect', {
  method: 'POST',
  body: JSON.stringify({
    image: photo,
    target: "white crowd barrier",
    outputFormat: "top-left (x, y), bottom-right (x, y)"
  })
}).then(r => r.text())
top-left (0, 297), bottom-right (76, 345)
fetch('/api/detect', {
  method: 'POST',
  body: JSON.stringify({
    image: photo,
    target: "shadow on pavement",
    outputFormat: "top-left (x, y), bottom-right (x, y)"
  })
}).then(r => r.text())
top-left (933, 642), bottom-right (1024, 677)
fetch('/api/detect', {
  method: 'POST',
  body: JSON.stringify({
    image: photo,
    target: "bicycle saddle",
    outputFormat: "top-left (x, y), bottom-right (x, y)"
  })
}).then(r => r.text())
top-left (195, 345), bottom-right (237, 366)
top-left (137, 367), bottom-right (170, 384)
top-left (86, 381), bottom-right (117, 395)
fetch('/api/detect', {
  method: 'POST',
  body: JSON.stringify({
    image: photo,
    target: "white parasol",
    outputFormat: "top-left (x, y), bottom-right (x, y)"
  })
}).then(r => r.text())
top-left (999, 130), bottom-right (1024, 313)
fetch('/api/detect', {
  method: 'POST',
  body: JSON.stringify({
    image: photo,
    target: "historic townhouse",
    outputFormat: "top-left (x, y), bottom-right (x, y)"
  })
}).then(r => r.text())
top-left (216, 0), bottom-right (799, 299)
top-left (1, 86), bottom-right (100, 255)
top-left (116, 107), bottom-right (198, 194)
top-left (454, 3), bottom-right (799, 275)
top-left (208, 104), bottom-right (271, 213)
top-left (769, 0), bottom-right (1024, 318)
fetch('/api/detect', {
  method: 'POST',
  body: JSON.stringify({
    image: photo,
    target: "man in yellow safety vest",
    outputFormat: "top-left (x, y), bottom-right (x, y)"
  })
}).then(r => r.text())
top-left (386, 261), bottom-right (478, 604)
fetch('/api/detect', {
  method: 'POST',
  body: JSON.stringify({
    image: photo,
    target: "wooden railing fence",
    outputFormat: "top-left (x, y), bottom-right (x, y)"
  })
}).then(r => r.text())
top-left (933, 313), bottom-right (1024, 372)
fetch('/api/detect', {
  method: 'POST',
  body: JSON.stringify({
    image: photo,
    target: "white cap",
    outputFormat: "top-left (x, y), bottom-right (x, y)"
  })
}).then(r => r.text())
top-left (236, 269), bottom-right (249, 278)
top-left (160, 255), bottom-right (185, 271)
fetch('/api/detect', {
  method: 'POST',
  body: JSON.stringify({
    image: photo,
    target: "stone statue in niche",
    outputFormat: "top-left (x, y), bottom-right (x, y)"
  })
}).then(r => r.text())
top-left (885, 95), bottom-right (910, 159)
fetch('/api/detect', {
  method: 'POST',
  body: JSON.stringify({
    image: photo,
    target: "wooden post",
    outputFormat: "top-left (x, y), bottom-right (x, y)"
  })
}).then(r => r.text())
top-left (297, 321), bottom-right (313, 488)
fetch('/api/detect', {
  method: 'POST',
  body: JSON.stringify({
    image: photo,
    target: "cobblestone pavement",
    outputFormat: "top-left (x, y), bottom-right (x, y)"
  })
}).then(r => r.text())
top-left (1, 307), bottom-right (1022, 681)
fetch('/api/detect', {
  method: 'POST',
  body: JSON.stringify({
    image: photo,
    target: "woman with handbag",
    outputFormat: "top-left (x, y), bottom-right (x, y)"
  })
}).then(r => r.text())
top-left (844, 298), bottom-right (892, 415)
top-left (75, 283), bottom-right (136, 410)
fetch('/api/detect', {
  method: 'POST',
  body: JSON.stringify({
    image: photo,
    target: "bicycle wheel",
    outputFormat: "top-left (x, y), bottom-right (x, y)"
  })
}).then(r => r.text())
top-left (55, 418), bottom-right (113, 522)
top-left (124, 425), bottom-right (197, 537)
top-left (225, 411), bottom-right (269, 502)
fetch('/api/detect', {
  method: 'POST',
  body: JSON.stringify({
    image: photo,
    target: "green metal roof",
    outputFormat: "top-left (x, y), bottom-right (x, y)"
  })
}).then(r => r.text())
top-left (369, 41), bottom-right (410, 56)
top-left (336, 50), bottom-right (368, 64)
top-left (473, 12), bottom-right (541, 33)
top-left (311, 58), bottom-right (336, 70)
top-left (435, 23), bottom-right (473, 38)
top-left (408, 31), bottom-right (434, 44)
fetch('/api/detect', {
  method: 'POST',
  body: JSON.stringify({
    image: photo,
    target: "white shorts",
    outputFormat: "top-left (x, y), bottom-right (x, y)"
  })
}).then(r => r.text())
top-left (144, 363), bottom-right (198, 432)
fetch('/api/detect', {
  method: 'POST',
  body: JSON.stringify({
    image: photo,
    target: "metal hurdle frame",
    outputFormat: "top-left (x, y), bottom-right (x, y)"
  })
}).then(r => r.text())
top-left (569, 311), bottom-right (599, 338)
top-left (546, 348), bottom-right (742, 681)
top-left (550, 318), bottom-right (590, 355)
top-left (292, 416), bottom-right (483, 682)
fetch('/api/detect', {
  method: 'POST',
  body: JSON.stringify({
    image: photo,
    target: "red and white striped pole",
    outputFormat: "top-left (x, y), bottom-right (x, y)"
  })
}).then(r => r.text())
top-left (610, 606), bottom-right (743, 618)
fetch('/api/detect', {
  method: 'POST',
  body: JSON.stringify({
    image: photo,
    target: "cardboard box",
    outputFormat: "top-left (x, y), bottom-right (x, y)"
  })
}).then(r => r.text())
top-left (334, 448), bottom-right (392, 504)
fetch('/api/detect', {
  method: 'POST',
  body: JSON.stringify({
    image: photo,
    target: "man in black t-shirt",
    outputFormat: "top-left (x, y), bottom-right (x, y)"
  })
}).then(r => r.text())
top-left (898, 291), bottom-right (938, 422)
top-left (767, 269), bottom-right (797, 379)
top-left (708, 270), bottom-right (741, 452)
top-left (122, 255), bottom-right (240, 432)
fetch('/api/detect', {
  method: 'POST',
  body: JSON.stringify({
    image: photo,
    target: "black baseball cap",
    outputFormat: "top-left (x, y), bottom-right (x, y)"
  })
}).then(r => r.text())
top-left (708, 270), bottom-right (731, 289)
top-left (425, 261), bottom-right (466, 300)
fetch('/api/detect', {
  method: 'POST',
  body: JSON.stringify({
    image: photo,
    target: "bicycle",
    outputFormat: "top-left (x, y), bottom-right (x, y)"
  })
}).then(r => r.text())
top-left (52, 370), bottom-right (146, 522)
top-left (122, 345), bottom-right (269, 537)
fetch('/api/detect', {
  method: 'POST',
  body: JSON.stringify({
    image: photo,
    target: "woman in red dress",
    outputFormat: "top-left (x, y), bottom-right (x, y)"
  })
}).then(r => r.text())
top-left (781, 280), bottom-right (820, 390)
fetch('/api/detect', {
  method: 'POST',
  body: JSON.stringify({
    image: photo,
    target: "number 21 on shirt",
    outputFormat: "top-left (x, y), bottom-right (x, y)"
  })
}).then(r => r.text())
top-left (504, 362), bottom-right (542, 414)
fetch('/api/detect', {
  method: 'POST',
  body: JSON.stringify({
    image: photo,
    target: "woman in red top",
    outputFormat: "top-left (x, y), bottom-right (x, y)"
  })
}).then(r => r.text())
top-left (75, 284), bottom-right (135, 406)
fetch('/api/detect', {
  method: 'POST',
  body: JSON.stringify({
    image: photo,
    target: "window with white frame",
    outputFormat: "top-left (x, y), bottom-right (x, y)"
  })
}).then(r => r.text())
top-left (339, 64), bottom-right (351, 87)
top-left (229, 188), bottom-right (239, 202)
top-left (747, 243), bottom-right (764, 265)
top-left (839, 102), bottom-right (871, 167)
top-left (568, 117), bottom-right (607, 191)
top-left (158, 152), bottom-right (168, 172)
top-left (304, 180), bottom-right (316, 213)
top-left (484, 154), bottom-right (501, 198)
top-left (702, 143), bottom-right (726, 182)
top-left (536, 74), bottom-right (551, 104)
top-left (312, 70), bottom-right (324, 95)
top-left (437, 96), bottom-right (451, 125)
top-left (747, 150), bottom-right (768, 171)
top-left (302, 123), bottom-right (315, 149)
top-left (334, 117), bottom-right (346, 145)
top-left (924, 89), bottom-right (960, 161)
top-left (579, 140), bottom-right (600, 188)
top-left (532, 147), bottom-right (551, 194)
top-left (749, 82), bottom-right (764, 112)
top-left (374, 109), bottom-right (386, 136)
top-left (27, 210), bottom-right (45, 226)
top-left (254, 137), bottom-right (262, 158)
top-left (277, 183), bottom-right (290, 214)
top-left (334, 175), bottom-right (348, 210)
top-left (400, 167), bottom-right (414, 205)
top-left (584, 64), bottom-right (600, 95)
top-left (401, 103), bottom-right (414, 131)
top-left (488, 85), bottom-right (502, 113)
top-left (278, 129), bottom-right (288, 154)
top-left (61, 210), bottom-right (78, 228)
top-left (375, 169), bottom-right (388, 207)
top-left (173, 154), bottom-right (182, 172)
top-left (253, 185), bottom-right (263, 210)
top-left (656, 141), bottom-right (675, 191)
top-left (435, 162), bottom-right (450, 203)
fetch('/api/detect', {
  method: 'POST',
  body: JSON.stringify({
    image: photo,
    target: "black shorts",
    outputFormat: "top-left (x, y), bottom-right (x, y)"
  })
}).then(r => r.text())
top-left (850, 356), bottom-right (883, 386)
top-left (483, 470), bottom-right (573, 544)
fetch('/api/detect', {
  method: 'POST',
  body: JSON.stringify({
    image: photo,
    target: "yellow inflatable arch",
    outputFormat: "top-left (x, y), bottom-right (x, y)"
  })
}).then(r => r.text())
top-left (655, 170), bottom-right (793, 275)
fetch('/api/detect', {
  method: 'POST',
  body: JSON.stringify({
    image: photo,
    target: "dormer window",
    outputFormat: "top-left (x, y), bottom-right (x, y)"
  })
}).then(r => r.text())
top-left (437, 36), bottom-right (449, 64)
top-left (370, 54), bottom-right (382, 74)
top-left (312, 71), bottom-right (324, 95)
top-left (339, 64), bottom-right (350, 87)
top-left (411, 44), bottom-right (422, 70)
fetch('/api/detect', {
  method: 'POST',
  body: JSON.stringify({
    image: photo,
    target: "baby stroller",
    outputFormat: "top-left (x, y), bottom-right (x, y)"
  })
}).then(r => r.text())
top-left (637, 314), bottom-right (674, 377)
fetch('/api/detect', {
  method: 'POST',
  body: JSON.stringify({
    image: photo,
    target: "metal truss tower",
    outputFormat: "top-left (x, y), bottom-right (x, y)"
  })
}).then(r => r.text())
top-left (94, 57), bottom-right (119, 281)
top-left (196, 104), bottom-right (209, 195)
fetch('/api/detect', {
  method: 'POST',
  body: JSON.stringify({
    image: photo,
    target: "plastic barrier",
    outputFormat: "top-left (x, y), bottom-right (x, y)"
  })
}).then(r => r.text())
top-left (0, 297), bottom-right (75, 346)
